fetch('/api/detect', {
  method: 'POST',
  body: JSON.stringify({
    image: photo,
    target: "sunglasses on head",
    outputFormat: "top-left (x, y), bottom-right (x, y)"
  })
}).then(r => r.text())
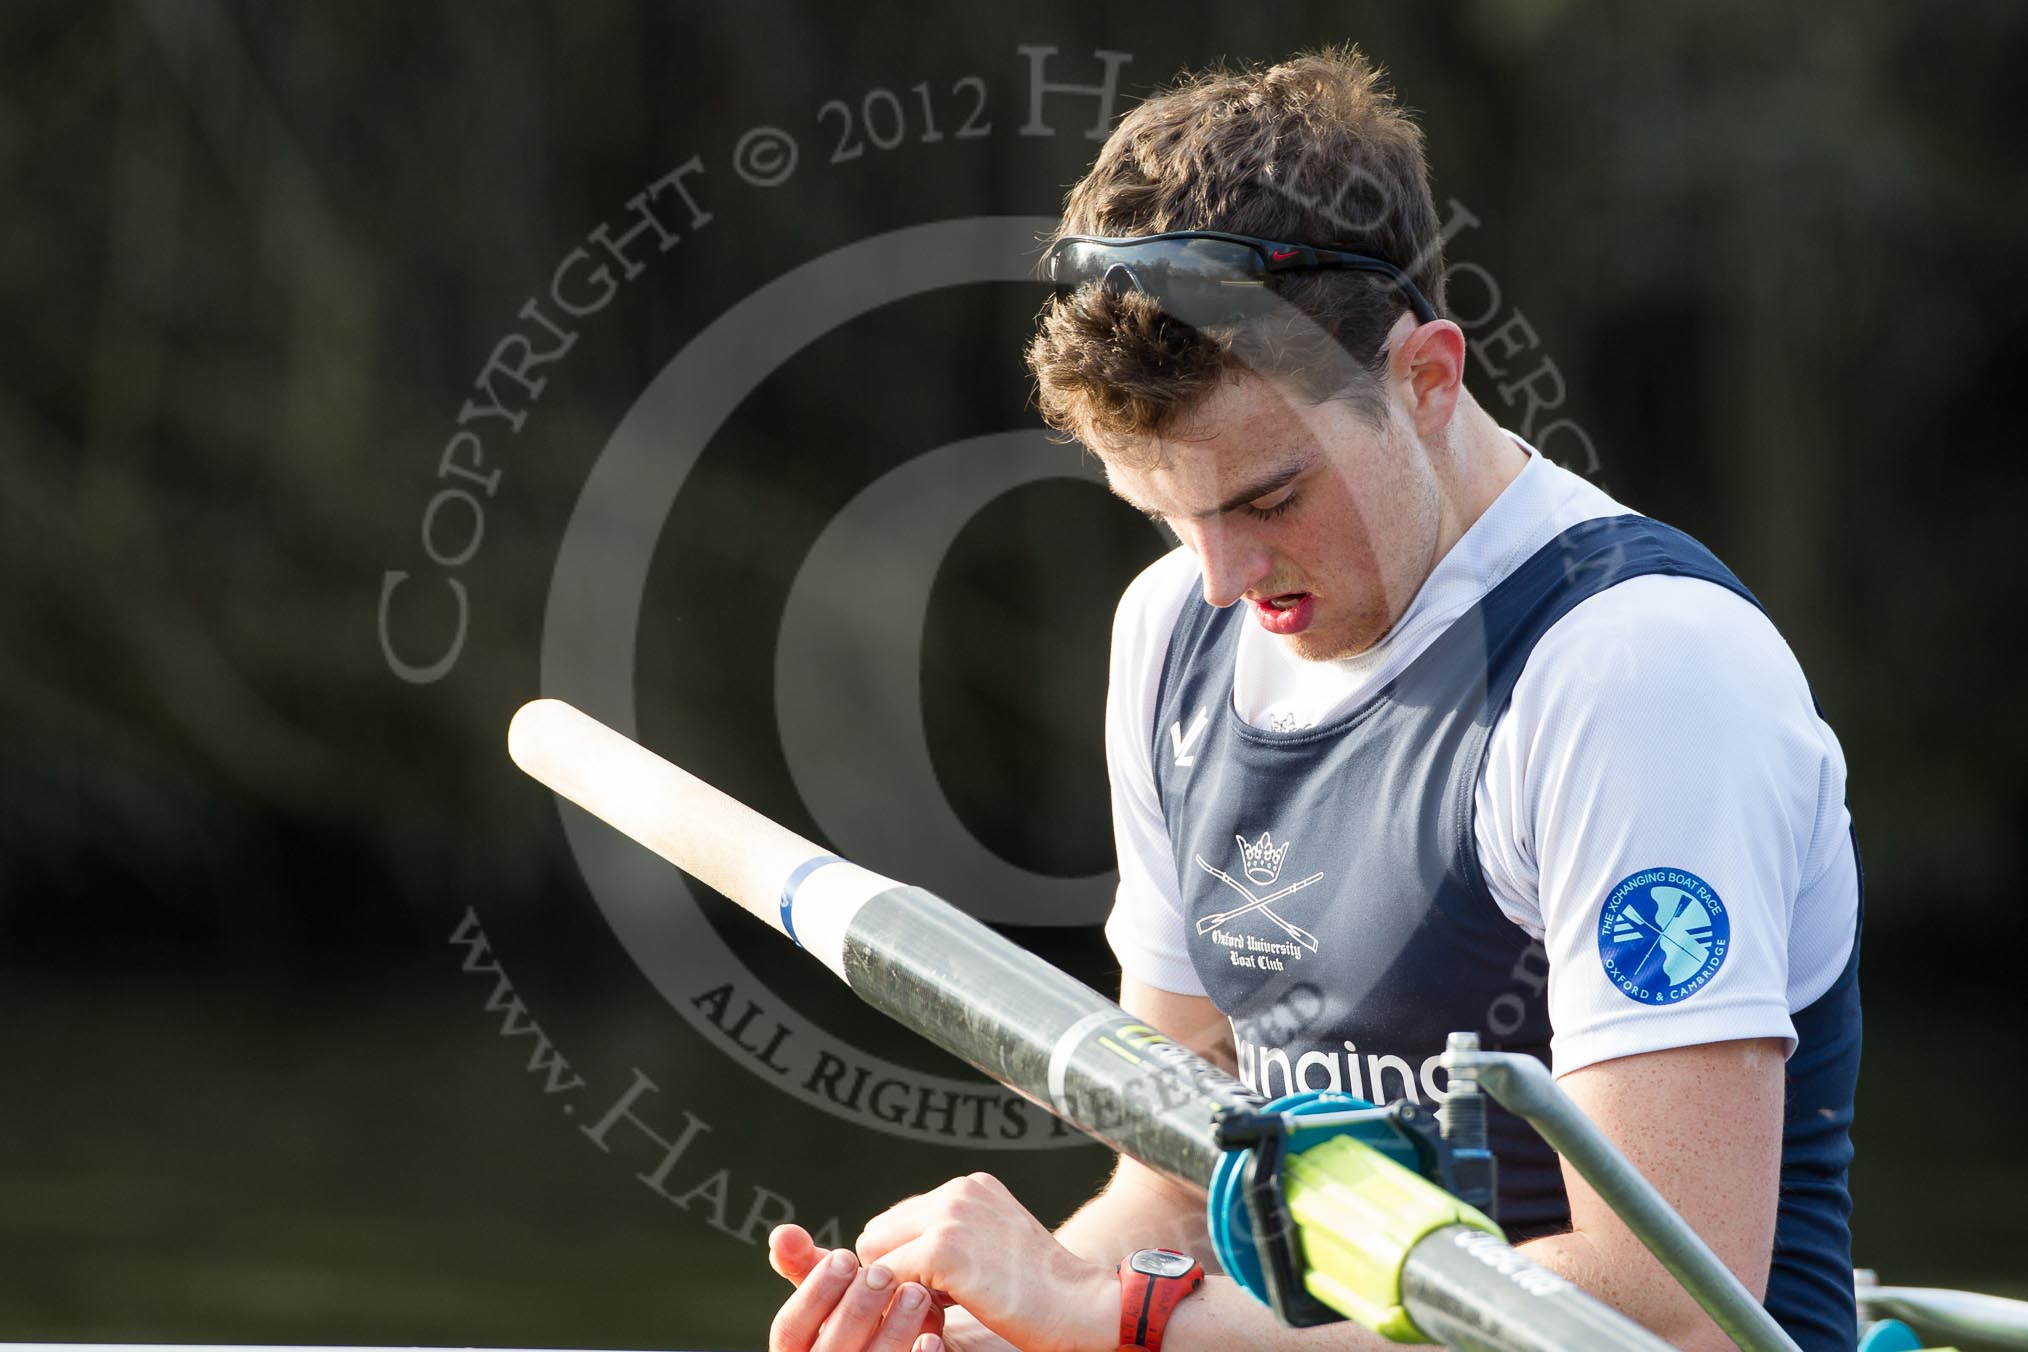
top-left (1040, 230), bottom-right (1438, 327)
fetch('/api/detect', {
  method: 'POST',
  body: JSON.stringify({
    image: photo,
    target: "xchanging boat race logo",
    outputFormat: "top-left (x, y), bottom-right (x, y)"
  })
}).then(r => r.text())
top-left (1597, 867), bottom-right (1730, 1005)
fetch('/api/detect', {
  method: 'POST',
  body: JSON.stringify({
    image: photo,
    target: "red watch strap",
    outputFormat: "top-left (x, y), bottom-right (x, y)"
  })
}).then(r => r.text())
top-left (1118, 1250), bottom-right (1205, 1352)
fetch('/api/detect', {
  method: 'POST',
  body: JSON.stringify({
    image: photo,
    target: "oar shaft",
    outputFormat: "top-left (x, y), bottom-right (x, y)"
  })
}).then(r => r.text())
top-left (1860, 1283), bottom-right (2028, 1345)
top-left (843, 883), bottom-right (1249, 1184)
top-left (509, 698), bottom-right (1256, 1179)
top-left (1402, 1227), bottom-right (1677, 1352)
top-left (506, 699), bottom-right (1675, 1352)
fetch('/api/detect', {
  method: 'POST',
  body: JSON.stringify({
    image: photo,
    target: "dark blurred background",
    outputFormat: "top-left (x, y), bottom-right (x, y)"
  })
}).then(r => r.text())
top-left (3, 3), bottom-right (2024, 1348)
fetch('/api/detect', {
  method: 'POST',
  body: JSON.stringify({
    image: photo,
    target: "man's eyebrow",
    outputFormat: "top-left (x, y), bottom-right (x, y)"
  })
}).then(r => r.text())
top-left (1110, 458), bottom-right (1310, 521)
top-left (1193, 460), bottom-right (1310, 519)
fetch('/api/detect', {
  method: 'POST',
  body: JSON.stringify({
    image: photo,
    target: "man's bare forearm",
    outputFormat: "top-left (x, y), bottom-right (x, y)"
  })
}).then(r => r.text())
top-left (1053, 1156), bottom-right (1218, 1268)
top-left (1052, 1167), bottom-right (1401, 1352)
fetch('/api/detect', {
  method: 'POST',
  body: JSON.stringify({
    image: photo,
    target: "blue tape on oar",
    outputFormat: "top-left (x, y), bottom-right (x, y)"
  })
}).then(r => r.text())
top-left (779, 854), bottom-right (845, 949)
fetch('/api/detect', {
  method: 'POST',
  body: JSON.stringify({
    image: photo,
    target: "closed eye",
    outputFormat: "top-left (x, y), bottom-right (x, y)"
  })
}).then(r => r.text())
top-left (1240, 486), bottom-right (1299, 521)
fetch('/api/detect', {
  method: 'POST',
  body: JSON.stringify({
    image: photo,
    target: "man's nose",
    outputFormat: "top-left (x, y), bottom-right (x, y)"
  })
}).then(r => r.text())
top-left (1185, 519), bottom-right (1270, 608)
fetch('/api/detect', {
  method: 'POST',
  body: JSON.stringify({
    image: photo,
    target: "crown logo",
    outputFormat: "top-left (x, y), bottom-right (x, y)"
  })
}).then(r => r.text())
top-left (1236, 831), bottom-right (1290, 886)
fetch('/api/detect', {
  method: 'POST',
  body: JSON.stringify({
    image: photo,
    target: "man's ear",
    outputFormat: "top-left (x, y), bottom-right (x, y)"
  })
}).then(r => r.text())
top-left (1388, 314), bottom-right (1466, 437)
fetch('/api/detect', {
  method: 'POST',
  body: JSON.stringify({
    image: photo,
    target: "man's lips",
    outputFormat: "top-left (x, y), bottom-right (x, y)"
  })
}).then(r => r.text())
top-left (1248, 591), bottom-right (1315, 636)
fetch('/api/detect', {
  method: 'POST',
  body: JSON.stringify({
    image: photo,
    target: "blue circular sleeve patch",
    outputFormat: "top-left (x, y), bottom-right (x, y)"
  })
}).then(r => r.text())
top-left (1597, 868), bottom-right (1730, 1005)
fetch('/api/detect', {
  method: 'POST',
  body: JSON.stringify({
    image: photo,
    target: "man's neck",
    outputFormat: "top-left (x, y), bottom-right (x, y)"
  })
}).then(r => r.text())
top-left (1427, 391), bottom-right (1528, 565)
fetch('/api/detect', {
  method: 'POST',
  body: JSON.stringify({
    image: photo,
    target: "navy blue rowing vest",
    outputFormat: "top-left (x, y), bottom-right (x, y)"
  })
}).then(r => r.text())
top-left (1151, 514), bottom-right (1862, 1350)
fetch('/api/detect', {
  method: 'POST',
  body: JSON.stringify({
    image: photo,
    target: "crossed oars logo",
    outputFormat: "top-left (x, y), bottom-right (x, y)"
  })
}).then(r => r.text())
top-left (1194, 832), bottom-right (1324, 953)
top-left (1612, 886), bottom-right (1715, 984)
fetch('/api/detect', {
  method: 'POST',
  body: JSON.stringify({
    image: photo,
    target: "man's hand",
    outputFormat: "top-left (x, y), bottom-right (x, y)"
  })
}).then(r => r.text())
top-left (766, 1223), bottom-right (945, 1352)
top-left (853, 1173), bottom-right (1119, 1352)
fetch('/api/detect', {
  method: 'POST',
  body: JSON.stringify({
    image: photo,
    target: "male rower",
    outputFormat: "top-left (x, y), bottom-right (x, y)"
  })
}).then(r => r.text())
top-left (765, 47), bottom-right (1861, 1352)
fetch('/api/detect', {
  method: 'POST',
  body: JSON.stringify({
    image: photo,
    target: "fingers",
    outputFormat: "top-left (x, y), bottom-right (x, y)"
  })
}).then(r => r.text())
top-left (769, 1224), bottom-right (819, 1284)
top-left (852, 1192), bottom-right (930, 1266)
top-left (853, 1234), bottom-right (953, 1310)
top-left (769, 1246), bottom-right (858, 1352)
top-left (812, 1261), bottom-right (924, 1352)
top-left (911, 1336), bottom-right (943, 1352)
top-left (862, 1280), bottom-right (937, 1352)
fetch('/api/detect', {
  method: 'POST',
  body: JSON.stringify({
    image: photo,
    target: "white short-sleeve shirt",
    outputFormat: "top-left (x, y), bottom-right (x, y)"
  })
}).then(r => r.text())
top-left (1103, 440), bottom-right (1859, 1076)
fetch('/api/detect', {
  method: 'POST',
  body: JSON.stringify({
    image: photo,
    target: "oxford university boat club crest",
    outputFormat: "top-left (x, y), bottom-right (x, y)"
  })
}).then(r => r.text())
top-left (1195, 831), bottom-right (1326, 966)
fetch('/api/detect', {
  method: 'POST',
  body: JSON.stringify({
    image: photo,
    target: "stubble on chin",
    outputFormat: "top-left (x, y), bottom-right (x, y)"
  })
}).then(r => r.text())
top-left (1280, 604), bottom-right (1393, 663)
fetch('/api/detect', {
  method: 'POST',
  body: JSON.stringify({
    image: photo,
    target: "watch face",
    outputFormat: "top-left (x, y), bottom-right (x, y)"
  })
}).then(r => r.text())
top-left (1131, 1249), bottom-right (1196, 1279)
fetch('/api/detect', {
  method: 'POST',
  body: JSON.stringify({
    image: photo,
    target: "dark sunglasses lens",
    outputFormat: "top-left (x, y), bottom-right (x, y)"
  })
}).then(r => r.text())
top-left (1049, 241), bottom-right (1282, 325)
top-left (1045, 236), bottom-right (1434, 326)
top-left (1050, 238), bottom-right (1266, 289)
top-left (1152, 238), bottom-right (1268, 280)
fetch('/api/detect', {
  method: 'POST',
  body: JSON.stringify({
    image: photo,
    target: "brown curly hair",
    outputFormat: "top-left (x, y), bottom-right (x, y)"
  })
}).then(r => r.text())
top-left (1025, 47), bottom-right (1447, 458)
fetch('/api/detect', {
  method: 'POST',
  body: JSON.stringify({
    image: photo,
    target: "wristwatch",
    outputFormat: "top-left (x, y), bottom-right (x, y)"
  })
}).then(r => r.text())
top-left (1117, 1247), bottom-right (1205, 1352)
